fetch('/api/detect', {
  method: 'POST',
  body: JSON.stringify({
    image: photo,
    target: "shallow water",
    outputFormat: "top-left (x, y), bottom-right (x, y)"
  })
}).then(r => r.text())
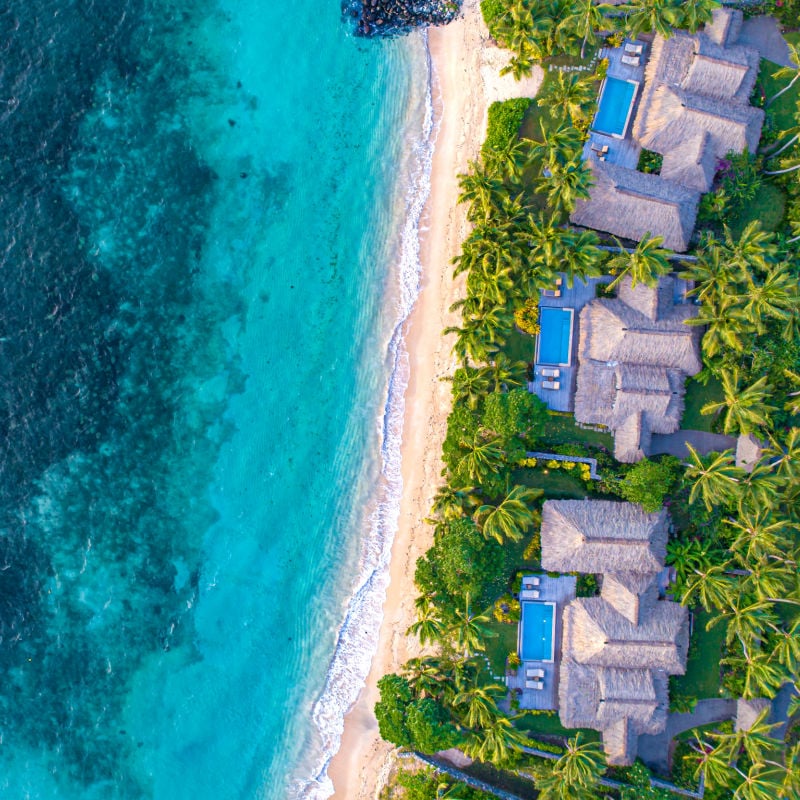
top-left (0, 2), bottom-right (430, 797)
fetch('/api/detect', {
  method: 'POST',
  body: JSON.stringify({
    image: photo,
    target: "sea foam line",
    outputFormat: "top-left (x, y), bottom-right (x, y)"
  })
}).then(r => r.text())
top-left (297, 30), bottom-right (438, 800)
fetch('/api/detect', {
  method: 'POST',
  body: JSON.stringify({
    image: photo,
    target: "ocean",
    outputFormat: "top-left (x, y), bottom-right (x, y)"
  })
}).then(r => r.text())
top-left (0, 2), bottom-right (432, 798)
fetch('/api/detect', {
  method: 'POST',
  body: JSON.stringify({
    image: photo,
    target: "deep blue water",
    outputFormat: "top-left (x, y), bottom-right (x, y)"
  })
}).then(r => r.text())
top-left (0, 2), bottom-right (430, 798)
top-left (593, 76), bottom-right (636, 137)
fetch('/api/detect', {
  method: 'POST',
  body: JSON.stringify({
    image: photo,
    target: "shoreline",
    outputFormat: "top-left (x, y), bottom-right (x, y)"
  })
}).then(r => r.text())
top-left (326, 2), bottom-right (490, 796)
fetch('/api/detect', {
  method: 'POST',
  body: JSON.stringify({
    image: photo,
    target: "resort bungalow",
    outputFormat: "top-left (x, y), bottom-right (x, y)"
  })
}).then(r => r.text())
top-left (540, 499), bottom-right (689, 766)
top-left (571, 8), bottom-right (764, 251)
top-left (573, 275), bottom-right (702, 463)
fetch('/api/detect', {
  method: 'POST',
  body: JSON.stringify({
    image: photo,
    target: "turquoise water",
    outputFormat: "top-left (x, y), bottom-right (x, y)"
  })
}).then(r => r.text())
top-left (593, 76), bottom-right (637, 137)
top-left (0, 2), bottom-right (431, 798)
top-left (520, 602), bottom-right (555, 662)
top-left (536, 307), bottom-right (573, 366)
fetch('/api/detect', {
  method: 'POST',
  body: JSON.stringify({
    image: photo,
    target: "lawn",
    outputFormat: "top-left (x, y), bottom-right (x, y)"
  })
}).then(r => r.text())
top-left (512, 466), bottom-right (589, 499)
top-left (516, 711), bottom-right (602, 742)
top-left (727, 182), bottom-right (786, 238)
top-left (681, 376), bottom-right (724, 433)
top-left (757, 35), bottom-right (800, 139)
top-left (672, 609), bottom-right (725, 700)
top-left (484, 619), bottom-right (520, 676)
top-left (539, 412), bottom-right (613, 450)
top-left (502, 327), bottom-right (537, 364)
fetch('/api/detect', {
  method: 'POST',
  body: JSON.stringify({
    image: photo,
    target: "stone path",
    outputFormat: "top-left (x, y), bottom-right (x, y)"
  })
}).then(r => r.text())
top-left (649, 430), bottom-right (736, 459)
top-left (638, 699), bottom-right (737, 774)
top-left (738, 16), bottom-right (796, 67)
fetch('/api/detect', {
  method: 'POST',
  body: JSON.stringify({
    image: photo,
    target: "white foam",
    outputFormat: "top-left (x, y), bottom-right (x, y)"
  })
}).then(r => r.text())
top-left (292, 29), bottom-right (438, 800)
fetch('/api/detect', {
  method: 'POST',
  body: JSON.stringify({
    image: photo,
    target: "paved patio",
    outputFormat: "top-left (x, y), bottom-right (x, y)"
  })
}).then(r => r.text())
top-left (528, 275), bottom-right (609, 412)
top-left (506, 574), bottom-right (576, 711)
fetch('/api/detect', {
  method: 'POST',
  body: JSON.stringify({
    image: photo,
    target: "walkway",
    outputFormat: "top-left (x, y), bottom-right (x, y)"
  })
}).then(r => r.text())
top-left (738, 16), bottom-right (796, 67)
top-left (638, 699), bottom-right (736, 774)
top-left (649, 430), bottom-right (736, 459)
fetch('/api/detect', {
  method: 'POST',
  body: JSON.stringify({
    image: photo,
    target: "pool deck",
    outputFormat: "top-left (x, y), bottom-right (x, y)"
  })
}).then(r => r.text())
top-left (584, 37), bottom-right (650, 170)
top-left (507, 574), bottom-right (577, 712)
top-left (529, 275), bottom-right (610, 412)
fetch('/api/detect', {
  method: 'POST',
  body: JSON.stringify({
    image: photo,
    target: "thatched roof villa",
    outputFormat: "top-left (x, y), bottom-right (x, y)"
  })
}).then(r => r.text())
top-left (573, 276), bottom-right (702, 463)
top-left (541, 499), bottom-right (689, 766)
top-left (571, 9), bottom-right (764, 251)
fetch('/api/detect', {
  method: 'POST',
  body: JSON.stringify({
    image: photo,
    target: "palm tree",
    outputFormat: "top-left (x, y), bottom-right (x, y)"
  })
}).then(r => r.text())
top-left (403, 655), bottom-right (449, 699)
top-left (701, 369), bottom-right (776, 435)
top-left (626, 0), bottom-right (682, 38)
top-left (457, 429), bottom-right (506, 483)
top-left (769, 618), bottom-right (800, 673)
top-left (524, 121), bottom-right (583, 169)
top-left (407, 597), bottom-right (447, 646)
top-left (681, 563), bottom-right (735, 611)
top-left (487, 353), bottom-right (528, 392)
top-left (764, 427), bottom-right (800, 480)
top-left (537, 72), bottom-right (595, 125)
top-left (457, 160), bottom-right (505, 222)
top-left (683, 297), bottom-right (751, 359)
top-left (431, 482), bottom-right (480, 521)
top-left (709, 596), bottom-right (776, 656)
top-left (727, 510), bottom-right (794, 564)
top-left (560, 228), bottom-right (605, 287)
top-left (678, 0), bottom-right (720, 33)
top-left (680, 242), bottom-right (744, 305)
top-left (463, 713), bottom-right (529, 764)
top-left (536, 158), bottom-right (594, 216)
top-left (683, 444), bottom-right (743, 511)
top-left (537, 732), bottom-right (607, 799)
top-left (783, 371), bottom-right (800, 416)
top-left (557, 0), bottom-right (611, 58)
top-left (449, 366), bottom-right (492, 410)
top-left (741, 263), bottom-right (798, 332)
top-left (605, 235), bottom-right (672, 290)
top-left (737, 461), bottom-right (784, 515)
top-left (666, 537), bottom-right (715, 591)
top-left (766, 43), bottom-right (800, 107)
top-left (453, 677), bottom-right (505, 729)
top-left (722, 651), bottom-right (787, 699)
top-left (450, 594), bottom-right (495, 658)
top-left (445, 306), bottom-right (510, 365)
top-left (475, 485), bottom-right (543, 544)
top-left (689, 737), bottom-right (735, 792)
top-left (721, 221), bottom-right (778, 274)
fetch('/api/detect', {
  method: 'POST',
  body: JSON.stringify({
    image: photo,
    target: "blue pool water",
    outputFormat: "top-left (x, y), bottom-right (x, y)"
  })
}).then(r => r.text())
top-left (593, 77), bottom-right (637, 137)
top-left (520, 602), bottom-right (555, 662)
top-left (537, 307), bottom-right (574, 365)
top-left (0, 2), bottom-right (431, 799)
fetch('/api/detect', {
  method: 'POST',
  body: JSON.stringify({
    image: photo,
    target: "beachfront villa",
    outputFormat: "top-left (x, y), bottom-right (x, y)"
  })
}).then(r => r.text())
top-left (539, 499), bottom-right (689, 766)
top-left (573, 275), bottom-right (702, 463)
top-left (570, 8), bottom-right (765, 251)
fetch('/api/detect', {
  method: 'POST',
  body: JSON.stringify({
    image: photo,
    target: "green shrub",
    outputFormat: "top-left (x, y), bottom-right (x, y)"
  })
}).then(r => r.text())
top-left (526, 737), bottom-right (565, 755)
top-left (482, 98), bottom-right (532, 155)
top-left (480, 0), bottom-right (506, 39)
top-left (514, 299), bottom-right (540, 335)
top-left (637, 149), bottom-right (663, 174)
top-left (576, 573), bottom-right (599, 597)
top-left (671, 740), bottom-right (698, 789)
top-left (523, 530), bottom-right (542, 562)
top-left (493, 592), bottom-right (521, 623)
top-left (614, 456), bottom-right (682, 512)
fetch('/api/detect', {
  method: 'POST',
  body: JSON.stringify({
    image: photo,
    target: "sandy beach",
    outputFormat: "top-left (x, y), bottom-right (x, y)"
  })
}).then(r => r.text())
top-left (327, 3), bottom-right (542, 797)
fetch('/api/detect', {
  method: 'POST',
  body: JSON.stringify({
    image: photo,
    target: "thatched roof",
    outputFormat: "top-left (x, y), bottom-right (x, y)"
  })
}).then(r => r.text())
top-left (573, 277), bottom-right (702, 462)
top-left (570, 159), bottom-right (699, 252)
top-left (564, 597), bottom-right (689, 673)
top-left (704, 8), bottom-right (743, 48)
top-left (660, 133), bottom-right (718, 192)
top-left (601, 572), bottom-right (658, 625)
top-left (736, 433), bottom-right (764, 473)
top-left (541, 500), bottom-right (669, 575)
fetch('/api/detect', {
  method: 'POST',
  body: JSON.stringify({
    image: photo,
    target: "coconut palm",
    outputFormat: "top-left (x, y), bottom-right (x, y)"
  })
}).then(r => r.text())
top-left (680, 242), bottom-right (744, 305)
top-left (457, 429), bottom-right (506, 484)
top-left (722, 221), bottom-right (778, 274)
top-left (449, 367), bottom-right (492, 411)
top-left (457, 161), bottom-right (506, 222)
top-left (678, 0), bottom-right (720, 33)
top-left (475, 485), bottom-right (543, 544)
top-left (690, 737), bottom-right (735, 791)
top-left (486, 138), bottom-right (531, 184)
top-left (783, 371), bottom-right (800, 416)
top-left (524, 121), bottom-right (583, 169)
top-left (450, 594), bottom-right (495, 658)
top-left (536, 158), bottom-right (594, 216)
top-left (770, 618), bottom-right (800, 673)
top-left (626, 0), bottom-right (682, 38)
top-left (709, 596), bottom-right (776, 656)
top-left (605, 235), bottom-right (672, 290)
top-left (727, 510), bottom-right (795, 563)
top-left (431, 482), bottom-right (480, 521)
top-left (741, 262), bottom-right (798, 332)
top-left (557, 0), bottom-right (611, 58)
top-left (466, 259), bottom-right (517, 311)
top-left (453, 677), bottom-right (505, 729)
top-left (684, 444), bottom-right (743, 511)
top-left (737, 461), bottom-right (784, 515)
top-left (407, 597), bottom-right (447, 646)
top-left (666, 537), bottom-right (716, 591)
top-left (560, 228), bottom-right (605, 287)
top-left (537, 732), bottom-right (607, 799)
top-left (764, 427), bottom-right (800, 480)
top-left (445, 306), bottom-right (510, 365)
top-left (766, 43), bottom-right (800, 107)
top-left (537, 72), bottom-right (596, 125)
top-left (701, 369), bottom-right (776, 435)
top-left (722, 651), bottom-right (787, 699)
top-left (683, 297), bottom-right (750, 359)
top-left (521, 210), bottom-right (568, 266)
top-left (487, 353), bottom-right (529, 392)
top-left (682, 563), bottom-right (735, 611)
top-left (463, 712), bottom-right (529, 764)
top-left (403, 655), bottom-right (449, 699)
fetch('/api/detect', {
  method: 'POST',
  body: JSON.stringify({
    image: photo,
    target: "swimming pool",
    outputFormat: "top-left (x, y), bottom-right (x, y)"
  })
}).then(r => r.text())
top-left (593, 77), bottom-right (638, 138)
top-left (520, 601), bottom-right (555, 662)
top-left (536, 307), bottom-right (573, 366)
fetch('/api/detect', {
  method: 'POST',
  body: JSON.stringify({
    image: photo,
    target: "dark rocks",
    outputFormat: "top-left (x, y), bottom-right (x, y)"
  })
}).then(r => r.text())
top-left (342, 0), bottom-right (461, 37)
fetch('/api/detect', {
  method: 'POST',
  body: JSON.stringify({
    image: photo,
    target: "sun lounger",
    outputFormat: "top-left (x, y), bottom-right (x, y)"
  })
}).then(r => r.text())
top-left (539, 367), bottom-right (560, 379)
top-left (554, 276), bottom-right (563, 286)
top-left (541, 289), bottom-right (561, 298)
top-left (621, 54), bottom-right (640, 67)
top-left (542, 381), bottom-right (560, 391)
top-left (531, 576), bottom-right (541, 587)
top-left (625, 42), bottom-right (643, 55)
top-left (525, 680), bottom-right (544, 690)
top-left (526, 668), bottom-right (545, 679)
